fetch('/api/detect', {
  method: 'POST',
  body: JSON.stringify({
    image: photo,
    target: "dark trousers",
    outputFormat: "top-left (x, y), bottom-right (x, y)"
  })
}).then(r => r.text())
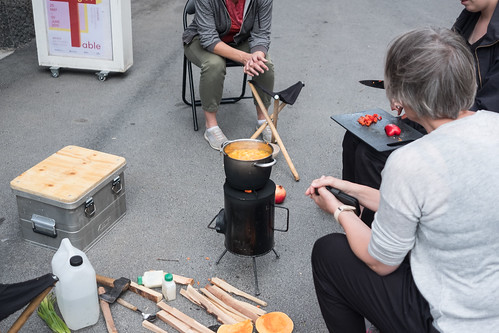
top-left (341, 120), bottom-right (426, 226)
top-left (341, 131), bottom-right (391, 226)
top-left (311, 234), bottom-right (437, 333)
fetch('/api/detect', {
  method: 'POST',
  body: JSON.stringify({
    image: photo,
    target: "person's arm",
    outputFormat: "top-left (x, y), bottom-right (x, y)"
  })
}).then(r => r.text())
top-left (305, 176), bottom-right (399, 276)
top-left (305, 176), bottom-right (380, 212)
top-left (473, 59), bottom-right (499, 112)
top-left (337, 210), bottom-right (400, 276)
top-left (212, 42), bottom-right (268, 76)
top-left (247, 0), bottom-right (272, 53)
top-left (212, 42), bottom-right (251, 64)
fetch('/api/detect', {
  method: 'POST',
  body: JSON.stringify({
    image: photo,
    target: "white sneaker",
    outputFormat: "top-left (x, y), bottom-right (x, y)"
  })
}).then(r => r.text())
top-left (204, 126), bottom-right (228, 151)
top-left (269, 142), bottom-right (280, 158)
top-left (256, 123), bottom-right (273, 142)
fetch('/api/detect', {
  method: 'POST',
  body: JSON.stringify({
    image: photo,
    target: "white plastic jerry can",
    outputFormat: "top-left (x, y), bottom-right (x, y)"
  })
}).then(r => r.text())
top-left (51, 238), bottom-right (100, 330)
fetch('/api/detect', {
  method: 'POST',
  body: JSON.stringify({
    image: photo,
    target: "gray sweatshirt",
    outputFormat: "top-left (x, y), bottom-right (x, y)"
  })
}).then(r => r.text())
top-left (182, 0), bottom-right (272, 54)
top-left (369, 111), bottom-right (499, 332)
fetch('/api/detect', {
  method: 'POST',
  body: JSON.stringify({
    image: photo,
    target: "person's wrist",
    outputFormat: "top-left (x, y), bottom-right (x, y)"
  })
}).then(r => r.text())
top-left (333, 205), bottom-right (357, 222)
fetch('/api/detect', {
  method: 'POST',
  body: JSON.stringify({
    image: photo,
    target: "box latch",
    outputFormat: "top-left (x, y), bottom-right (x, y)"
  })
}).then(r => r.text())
top-left (31, 214), bottom-right (57, 238)
top-left (112, 176), bottom-right (122, 194)
top-left (85, 198), bottom-right (96, 217)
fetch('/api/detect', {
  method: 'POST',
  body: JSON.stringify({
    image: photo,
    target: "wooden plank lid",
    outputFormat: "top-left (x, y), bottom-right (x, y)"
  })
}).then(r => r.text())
top-left (10, 146), bottom-right (126, 204)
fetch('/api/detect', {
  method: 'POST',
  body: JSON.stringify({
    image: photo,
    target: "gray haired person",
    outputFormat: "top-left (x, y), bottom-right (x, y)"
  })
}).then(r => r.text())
top-left (306, 27), bottom-right (499, 332)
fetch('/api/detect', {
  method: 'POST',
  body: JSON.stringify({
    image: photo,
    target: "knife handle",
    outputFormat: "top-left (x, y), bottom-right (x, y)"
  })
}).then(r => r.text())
top-left (315, 186), bottom-right (361, 216)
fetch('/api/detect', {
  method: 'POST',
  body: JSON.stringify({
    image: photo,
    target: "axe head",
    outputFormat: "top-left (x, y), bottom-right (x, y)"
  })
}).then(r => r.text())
top-left (99, 277), bottom-right (130, 303)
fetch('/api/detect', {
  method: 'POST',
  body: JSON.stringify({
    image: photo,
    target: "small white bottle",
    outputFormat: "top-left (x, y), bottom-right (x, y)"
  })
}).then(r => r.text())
top-left (162, 273), bottom-right (176, 301)
top-left (138, 270), bottom-right (164, 288)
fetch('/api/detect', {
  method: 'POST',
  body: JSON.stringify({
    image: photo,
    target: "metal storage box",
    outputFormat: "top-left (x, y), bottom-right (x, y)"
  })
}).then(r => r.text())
top-left (10, 145), bottom-right (126, 251)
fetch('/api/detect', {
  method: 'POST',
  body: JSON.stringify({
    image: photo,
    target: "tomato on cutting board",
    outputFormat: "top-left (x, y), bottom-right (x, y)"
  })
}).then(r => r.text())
top-left (384, 124), bottom-right (401, 136)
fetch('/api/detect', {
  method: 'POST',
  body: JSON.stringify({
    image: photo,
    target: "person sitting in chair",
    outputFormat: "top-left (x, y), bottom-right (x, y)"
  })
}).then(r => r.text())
top-left (306, 27), bottom-right (499, 332)
top-left (182, 0), bottom-right (275, 150)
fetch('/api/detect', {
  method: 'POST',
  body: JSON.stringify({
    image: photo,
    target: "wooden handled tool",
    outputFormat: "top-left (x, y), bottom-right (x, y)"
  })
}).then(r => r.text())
top-left (116, 297), bottom-right (138, 311)
top-left (98, 287), bottom-right (118, 333)
top-left (116, 298), bottom-right (157, 322)
top-left (96, 274), bottom-right (163, 302)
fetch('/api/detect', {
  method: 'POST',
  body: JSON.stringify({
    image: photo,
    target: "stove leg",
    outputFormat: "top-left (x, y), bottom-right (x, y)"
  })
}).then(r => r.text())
top-left (252, 256), bottom-right (260, 296)
top-left (272, 248), bottom-right (280, 259)
top-left (216, 249), bottom-right (228, 264)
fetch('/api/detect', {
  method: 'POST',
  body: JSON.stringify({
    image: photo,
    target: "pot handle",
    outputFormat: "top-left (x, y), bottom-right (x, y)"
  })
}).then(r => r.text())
top-left (253, 159), bottom-right (277, 168)
top-left (273, 205), bottom-right (289, 232)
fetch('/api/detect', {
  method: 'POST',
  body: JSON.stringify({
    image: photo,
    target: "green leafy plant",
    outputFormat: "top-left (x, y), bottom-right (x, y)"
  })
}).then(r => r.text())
top-left (37, 292), bottom-right (71, 333)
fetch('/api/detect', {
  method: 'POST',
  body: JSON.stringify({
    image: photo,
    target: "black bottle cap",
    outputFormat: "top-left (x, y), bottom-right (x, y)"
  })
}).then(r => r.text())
top-left (70, 255), bottom-right (83, 266)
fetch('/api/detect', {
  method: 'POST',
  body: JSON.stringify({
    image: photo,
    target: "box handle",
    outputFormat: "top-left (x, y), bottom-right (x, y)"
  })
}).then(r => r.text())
top-left (112, 176), bottom-right (122, 194)
top-left (85, 198), bottom-right (96, 217)
top-left (31, 214), bottom-right (57, 238)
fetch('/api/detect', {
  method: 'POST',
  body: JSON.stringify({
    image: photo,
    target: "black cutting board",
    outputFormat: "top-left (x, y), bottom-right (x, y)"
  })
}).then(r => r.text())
top-left (331, 108), bottom-right (424, 152)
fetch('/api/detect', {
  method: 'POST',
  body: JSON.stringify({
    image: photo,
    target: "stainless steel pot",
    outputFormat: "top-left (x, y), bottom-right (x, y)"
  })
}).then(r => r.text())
top-left (222, 139), bottom-right (276, 190)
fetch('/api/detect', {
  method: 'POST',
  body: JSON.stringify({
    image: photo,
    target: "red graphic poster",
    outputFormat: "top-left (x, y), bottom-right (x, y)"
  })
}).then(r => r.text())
top-left (45, 0), bottom-right (113, 59)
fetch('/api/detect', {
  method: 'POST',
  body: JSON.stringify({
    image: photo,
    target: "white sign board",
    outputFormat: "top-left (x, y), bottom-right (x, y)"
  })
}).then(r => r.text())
top-left (45, 0), bottom-right (113, 59)
top-left (32, 0), bottom-right (132, 73)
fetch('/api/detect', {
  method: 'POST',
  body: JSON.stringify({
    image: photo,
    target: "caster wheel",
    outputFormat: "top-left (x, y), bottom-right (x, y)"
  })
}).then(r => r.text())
top-left (96, 71), bottom-right (110, 81)
top-left (50, 67), bottom-right (60, 78)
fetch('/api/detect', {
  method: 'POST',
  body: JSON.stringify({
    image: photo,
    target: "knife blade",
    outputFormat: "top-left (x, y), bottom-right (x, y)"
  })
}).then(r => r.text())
top-left (359, 80), bottom-right (384, 89)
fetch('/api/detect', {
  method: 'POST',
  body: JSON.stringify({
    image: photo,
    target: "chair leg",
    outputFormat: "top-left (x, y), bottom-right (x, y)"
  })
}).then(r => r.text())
top-left (182, 57), bottom-right (250, 131)
top-left (240, 73), bottom-right (249, 100)
top-left (183, 56), bottom-right (199, 131)
top-left (182, 57), bottom-right (189, 106)
top-left (220, 73), bottom-right (250, 104)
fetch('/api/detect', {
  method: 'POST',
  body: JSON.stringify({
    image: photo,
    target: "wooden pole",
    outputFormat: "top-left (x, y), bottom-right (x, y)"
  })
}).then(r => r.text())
top-left (250, 103), bottom-right (286, 140)
top-left (271, 98), bottom-right (280, 143)
top-left (8, 286), bottom-right (54, 333)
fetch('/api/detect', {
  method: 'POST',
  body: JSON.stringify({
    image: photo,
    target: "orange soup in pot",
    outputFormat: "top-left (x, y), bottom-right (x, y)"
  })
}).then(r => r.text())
top-left (228, 148), bottom-right (271, 161)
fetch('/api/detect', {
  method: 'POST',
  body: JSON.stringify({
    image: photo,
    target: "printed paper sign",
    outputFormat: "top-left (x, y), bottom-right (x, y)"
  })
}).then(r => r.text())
top-left (45, 0), bottom-right (113, 60)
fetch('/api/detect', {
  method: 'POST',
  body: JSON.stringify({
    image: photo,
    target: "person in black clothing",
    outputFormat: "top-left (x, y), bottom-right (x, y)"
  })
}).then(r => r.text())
top-left (453, 0), bottom-right (499, 112)
top-left (341, 0), bottom-right (499, 225)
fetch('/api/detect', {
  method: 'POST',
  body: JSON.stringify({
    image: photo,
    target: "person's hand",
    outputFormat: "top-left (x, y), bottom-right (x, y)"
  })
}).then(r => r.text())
top-left (243, 51), bottom-right (268, 77)
top-left (305, 176), bottom-right (344, 215)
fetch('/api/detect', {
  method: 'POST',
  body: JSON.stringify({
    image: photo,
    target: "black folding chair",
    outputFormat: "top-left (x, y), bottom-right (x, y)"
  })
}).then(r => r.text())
top-left (181, 0), bottom-right (251, 131)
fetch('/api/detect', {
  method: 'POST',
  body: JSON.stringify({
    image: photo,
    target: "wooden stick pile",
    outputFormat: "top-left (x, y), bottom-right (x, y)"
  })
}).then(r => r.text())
top-left (154, 277), bottom-right (267, 333)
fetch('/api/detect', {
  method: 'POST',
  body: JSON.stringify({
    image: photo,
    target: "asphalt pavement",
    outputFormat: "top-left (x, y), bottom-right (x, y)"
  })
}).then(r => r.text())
top-left (0, 0), bottom-right (460, 331)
